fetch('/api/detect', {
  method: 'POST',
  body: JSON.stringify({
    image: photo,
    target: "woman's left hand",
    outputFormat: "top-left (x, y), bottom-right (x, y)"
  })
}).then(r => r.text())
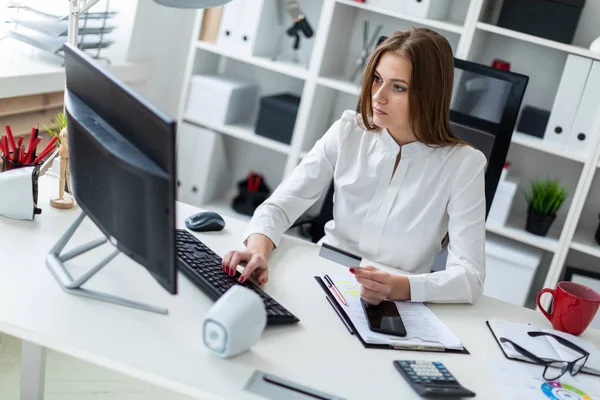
top-left (351, 266), bottom-right (393, 305)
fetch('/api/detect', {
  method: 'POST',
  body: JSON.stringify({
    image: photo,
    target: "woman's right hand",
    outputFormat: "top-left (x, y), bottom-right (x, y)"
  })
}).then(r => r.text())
top-left (222, 248), bottom-right (269, 285)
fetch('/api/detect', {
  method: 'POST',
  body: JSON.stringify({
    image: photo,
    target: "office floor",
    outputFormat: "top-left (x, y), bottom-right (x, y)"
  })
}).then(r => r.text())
top-left (0, 333), bottom-right (195, 400)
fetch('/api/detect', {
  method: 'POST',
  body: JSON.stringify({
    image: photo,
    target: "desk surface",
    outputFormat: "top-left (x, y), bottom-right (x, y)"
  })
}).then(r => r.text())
top-left (1, 176), bottom-right (599, 400)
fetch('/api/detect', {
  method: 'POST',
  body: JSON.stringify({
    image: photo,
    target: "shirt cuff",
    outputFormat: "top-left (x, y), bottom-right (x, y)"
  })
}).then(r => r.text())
top-left (243, 225), bottom-right (282, 248)
top-left (407, 274), bottom-right (428, 302)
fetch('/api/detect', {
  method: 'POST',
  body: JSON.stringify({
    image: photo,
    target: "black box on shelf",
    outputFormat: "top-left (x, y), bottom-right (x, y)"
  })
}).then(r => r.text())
top-left (497, 0), bottom-right (586, 44)
top-left (517, 106), bottom-right (551, 139)
top-left (255, 93), bottom-right (301, 145)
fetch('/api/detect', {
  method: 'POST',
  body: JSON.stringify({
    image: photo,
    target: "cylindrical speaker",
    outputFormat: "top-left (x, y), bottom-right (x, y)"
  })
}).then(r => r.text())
top-left (202, 285), bottom-right (266, 358)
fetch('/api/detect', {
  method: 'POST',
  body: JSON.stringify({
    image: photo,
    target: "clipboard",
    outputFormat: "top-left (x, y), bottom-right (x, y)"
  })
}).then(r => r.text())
top-left (315, 276), bottom-right (469, 354)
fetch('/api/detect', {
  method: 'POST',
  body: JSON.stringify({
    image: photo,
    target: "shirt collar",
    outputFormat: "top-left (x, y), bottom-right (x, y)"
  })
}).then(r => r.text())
top-left (379, 127), bottom-right (433, 158)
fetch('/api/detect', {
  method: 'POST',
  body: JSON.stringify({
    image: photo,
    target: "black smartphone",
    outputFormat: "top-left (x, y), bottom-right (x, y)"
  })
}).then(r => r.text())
top-left (361, 298), bottom-right (407, 337)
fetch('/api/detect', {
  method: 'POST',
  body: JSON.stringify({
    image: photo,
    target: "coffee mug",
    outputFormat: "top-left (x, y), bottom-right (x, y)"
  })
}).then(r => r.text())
top-left (536, 281), bottom-right (600, 336)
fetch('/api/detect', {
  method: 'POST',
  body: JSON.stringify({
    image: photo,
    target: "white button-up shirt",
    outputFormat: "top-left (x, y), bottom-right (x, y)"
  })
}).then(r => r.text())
top-left (245, 110), bottom-right (487, 303)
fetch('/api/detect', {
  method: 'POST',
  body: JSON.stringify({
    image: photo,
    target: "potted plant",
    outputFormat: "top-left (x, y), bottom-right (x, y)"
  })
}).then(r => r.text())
top-left (523, 178), bottom-right (568, 236)
top-left (43, 112), bottom-right (67, 146)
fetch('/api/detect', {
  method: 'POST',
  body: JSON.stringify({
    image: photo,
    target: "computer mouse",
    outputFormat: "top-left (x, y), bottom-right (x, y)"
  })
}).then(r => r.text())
top-left (185, 211), bottom-right (225, 232)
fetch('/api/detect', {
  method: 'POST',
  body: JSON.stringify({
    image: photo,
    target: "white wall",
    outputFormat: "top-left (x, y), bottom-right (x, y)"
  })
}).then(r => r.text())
top-left (127, 0), bottom-right (197, 117)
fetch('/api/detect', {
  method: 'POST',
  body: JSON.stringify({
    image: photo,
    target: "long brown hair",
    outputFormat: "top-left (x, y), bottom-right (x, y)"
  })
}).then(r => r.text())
top-left (359, 28), bottom-right (464, 147)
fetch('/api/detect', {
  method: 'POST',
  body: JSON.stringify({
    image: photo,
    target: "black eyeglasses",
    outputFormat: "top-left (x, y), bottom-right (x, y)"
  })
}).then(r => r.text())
top-left (499, 331), bottom-right (590, 381)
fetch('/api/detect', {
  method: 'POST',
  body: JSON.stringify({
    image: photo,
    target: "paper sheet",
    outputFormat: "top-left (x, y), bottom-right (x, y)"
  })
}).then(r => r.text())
top-left (326, 274), bottom-right (463, 350)
top-left (487, 356), bottom-right (600, 400)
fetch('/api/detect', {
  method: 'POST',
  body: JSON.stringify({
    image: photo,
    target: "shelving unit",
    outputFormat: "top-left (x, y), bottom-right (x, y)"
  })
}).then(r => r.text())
top-left (511, 131), bottom-right (587, 163)
top-left (476, 23), bottom-right (600, 62)
top-left (336, 0), bottom-right (465, 35)
top-left (183, 114), bottom-right (292, 155)
top-left (174, 0), bottom-right (600, 310)
top-left (195, 40), bottom-right (309, 80)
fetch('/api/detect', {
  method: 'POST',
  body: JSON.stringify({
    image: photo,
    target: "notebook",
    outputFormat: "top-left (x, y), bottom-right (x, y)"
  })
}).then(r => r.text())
top-left (487, 319), bottom-right (600, 377)
top-left (315, 274), bottom-right (467, 353)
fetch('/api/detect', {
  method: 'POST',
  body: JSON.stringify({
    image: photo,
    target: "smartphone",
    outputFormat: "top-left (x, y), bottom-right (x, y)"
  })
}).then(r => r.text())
top-left (361, 298), bottom-right (407, 337)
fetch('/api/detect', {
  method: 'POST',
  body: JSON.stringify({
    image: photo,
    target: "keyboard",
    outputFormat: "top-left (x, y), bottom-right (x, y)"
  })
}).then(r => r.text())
top-left (175, 230), bottom-right (299, 325)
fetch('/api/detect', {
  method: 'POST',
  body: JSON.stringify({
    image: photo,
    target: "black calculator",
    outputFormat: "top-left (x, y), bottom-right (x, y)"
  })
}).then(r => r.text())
top-left (393, 360), bottom-right (476, 398)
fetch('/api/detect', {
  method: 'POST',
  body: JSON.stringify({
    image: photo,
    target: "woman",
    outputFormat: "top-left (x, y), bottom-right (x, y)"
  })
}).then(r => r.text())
top-left (222, 28), bottom-right (486, 305)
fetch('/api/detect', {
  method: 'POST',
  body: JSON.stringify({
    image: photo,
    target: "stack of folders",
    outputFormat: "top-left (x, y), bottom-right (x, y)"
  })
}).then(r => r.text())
top-left (487, 319), bottom-right (600, 376)
top-left (543, 55), bottom-right (600, 158)
top-left (315, 274), bottom-right (467, 354)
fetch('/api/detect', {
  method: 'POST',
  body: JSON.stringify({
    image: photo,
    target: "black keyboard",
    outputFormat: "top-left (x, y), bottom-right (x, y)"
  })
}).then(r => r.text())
top-left (175, 230), bottom-right (299, 325)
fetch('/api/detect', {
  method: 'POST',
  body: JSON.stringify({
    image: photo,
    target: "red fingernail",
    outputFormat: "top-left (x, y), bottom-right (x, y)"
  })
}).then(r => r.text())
top-left (238, 276), bottom-right (245, 283)
top-left (259, 279), bottom-right (264, 285)
top-left (349, 268), bottom-right (355, 274)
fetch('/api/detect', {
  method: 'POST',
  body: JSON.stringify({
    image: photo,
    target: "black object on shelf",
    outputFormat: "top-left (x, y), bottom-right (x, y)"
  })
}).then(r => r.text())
top-left (517, 106), bottom-right (551, 139)
top-left (525, 206), bottom-right (556, 236)
top-left (232, 172), bottom-right (271, 216)
top-left (255, 94), bottom-right (301, 145)
top-left (497, 0), bottom-right (586, 44)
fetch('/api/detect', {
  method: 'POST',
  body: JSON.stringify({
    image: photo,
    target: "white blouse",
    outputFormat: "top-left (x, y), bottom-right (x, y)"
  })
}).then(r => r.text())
top-left (245, 110), bottom-right (487, 303)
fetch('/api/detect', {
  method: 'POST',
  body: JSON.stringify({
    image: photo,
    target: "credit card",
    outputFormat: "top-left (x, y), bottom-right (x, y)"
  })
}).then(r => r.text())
top-left (319, 243), bottom-right (362, 268)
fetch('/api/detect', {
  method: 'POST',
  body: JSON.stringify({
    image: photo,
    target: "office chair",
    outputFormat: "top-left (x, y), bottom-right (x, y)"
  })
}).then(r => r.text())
top-left (296, 58), bottom-right (529, 244)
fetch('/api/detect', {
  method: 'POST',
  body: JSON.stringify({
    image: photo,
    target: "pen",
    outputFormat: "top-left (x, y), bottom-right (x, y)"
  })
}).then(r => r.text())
top-left (324, 274), bottom-right (347, 306)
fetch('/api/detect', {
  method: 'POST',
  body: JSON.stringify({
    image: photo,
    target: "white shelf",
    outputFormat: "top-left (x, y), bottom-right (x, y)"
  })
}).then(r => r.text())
top-left (203, 195), bottom-right (311, 242)
top-left (571, 226), bottom-right (600, 259)
top-left (196, 41), bottom-right (309, 81)
top-left (511, 131), bottom-right (587, 163)
top-left (317, 76), bottom-right (361, 96)
top-left (203, 195), bottom-right (252, 223)
top-left (183, 114), bottom-right (292, 155)
top-left (486, 214), bottom-right (561, 252)
top-left (476, 23), bottom-right (600, 61)
top-left (336, 0), bottom-right (464, 34)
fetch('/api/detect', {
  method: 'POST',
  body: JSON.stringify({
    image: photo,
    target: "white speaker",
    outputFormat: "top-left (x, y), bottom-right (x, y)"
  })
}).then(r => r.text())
top-left (0, 167), bottom-right (41, 220)
top-left (202, 285), bottom-right (266, 358)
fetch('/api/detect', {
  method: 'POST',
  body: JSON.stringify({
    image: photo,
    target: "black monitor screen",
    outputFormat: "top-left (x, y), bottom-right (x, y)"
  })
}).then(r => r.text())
top-left (64, 43), bottom-right (177, 294)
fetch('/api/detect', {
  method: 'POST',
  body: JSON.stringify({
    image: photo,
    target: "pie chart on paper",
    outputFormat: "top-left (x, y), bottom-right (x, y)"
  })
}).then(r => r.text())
top-left (541, 382), bottom-right (593, 400)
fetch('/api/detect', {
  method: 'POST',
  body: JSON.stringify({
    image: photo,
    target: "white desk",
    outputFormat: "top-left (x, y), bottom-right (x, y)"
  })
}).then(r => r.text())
top-left (2, 176), bottom-right (600, 400)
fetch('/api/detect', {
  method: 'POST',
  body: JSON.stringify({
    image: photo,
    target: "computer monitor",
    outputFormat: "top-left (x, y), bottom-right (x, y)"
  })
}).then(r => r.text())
top-left (63, 43), bottom-right (178, 295)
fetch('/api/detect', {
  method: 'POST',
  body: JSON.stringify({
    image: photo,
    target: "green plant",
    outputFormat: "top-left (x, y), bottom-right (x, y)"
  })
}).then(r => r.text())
top-left (523, 178), bottom-right (568, 216)
top-left (42, 112), bottom-right (66, 146)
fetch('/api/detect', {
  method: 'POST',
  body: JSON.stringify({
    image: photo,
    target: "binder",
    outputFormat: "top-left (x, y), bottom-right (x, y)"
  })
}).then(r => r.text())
top-left (315, 276), bottom-right (469, 354)
top-left (216, 0), bottom-right (242, 52)
top-left (544, 54), bottom-right (592, 149)
top-left (199, 6), bottom-right (223, 43)
top-left (565, 61), bottom-right (600, 157)
top-left (236, 0), bottom-right (264, 57)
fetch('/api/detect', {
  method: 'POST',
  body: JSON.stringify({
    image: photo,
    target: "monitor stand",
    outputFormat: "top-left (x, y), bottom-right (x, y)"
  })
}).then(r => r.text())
top-left (45, 211), bottom-right (168, 314)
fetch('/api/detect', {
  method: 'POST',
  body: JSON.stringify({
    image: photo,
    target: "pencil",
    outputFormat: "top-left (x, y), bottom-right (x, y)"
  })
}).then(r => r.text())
top-left (32, 136), bottom-right (58, 164)
top-left (4, 125), bottom-right (16, 153)
top-left (27, 138), bottom-right (41, 164)
top-left (26, 127), bottom-right (35, 157)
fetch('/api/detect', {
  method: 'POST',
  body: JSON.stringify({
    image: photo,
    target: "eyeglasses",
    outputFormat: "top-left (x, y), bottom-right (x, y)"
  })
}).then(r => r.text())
top-left (499, 331), bottom-right (590, 381)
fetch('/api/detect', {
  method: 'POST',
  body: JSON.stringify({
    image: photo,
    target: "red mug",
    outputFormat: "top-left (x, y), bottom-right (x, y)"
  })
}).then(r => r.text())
top-left (537, 281), bottom-right (600, 336)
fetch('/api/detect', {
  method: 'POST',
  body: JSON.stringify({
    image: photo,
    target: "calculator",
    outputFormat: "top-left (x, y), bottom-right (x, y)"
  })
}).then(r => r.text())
top-left (393, 360), bottom-right (476, 398)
